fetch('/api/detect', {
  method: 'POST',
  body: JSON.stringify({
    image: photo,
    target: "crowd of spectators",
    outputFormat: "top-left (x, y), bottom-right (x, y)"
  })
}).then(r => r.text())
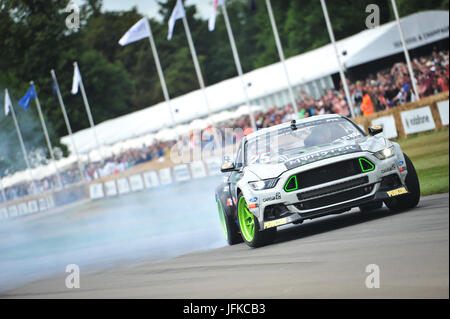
top-left (0, 140), bottom-right (174, 201)
top-left (227, 50), bottom-right (449, 130)
top-left (1, 168), bottom-right (85, 201)
top-left (1, 50), bottom-right (448, 202)
top-left (84, 140), bottom-right (173, 180)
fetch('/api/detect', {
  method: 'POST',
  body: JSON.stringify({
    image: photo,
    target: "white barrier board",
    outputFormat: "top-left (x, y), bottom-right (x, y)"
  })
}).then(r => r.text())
top-left (0, 207), bottom-right (8, 220)
top-left (371, 115), bottom-right (398, 139)
top-left (143, 171), bottom-right (159, 188)
top-left (159, 168), bottom-right (173, 185)
top-left (206, 158), bottom-right (222, 176)
top-left (129, 174), bottom-right (145, 192)
top-left (104, 180), bottom-right (118, 197)
top-left (18, 202), bottom-right (29, 215)
top-left (39, 198), bottom-right (48, 211)
top-left (89, 184), bottom-right (105, 200)
top-left (190, 161), bottom-right (207, 179)
top-left (8, 205), bottom-right (18, 217)
top-left (28, 200), bottom-right (39, 214)
top-left (437, 100), bottom-right (449, 126)
top-left (173, 165), bottom-right (191, 182)
top-left (117, 178), bottom-right (131, 194)
top-left (401, 106), bottom-right (436, 134)
top-left (46, 196), bottom-right (55, 209)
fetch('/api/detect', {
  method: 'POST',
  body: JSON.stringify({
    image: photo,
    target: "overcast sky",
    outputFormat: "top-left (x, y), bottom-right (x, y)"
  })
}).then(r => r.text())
top-left (74, 0), bottom-right (213, 21)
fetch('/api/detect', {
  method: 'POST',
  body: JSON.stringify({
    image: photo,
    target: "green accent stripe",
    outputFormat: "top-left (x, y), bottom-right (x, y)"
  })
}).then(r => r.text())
top-left (359, 158), bottom-right (375, 172)
top-left (238, 197), bottom-right (255, 242)
top-left (285, 175), bottom-right (299, 192)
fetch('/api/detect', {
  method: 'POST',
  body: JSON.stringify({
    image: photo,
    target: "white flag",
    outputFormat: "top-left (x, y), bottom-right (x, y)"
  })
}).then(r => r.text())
top-left (208, 0), bottom-right (224, 32)
top-left (168, 0), bottom-right (185, 40)
top-left (119, 17), bottom-right (151, 46)
top-left (72, 63), bottom-right (81, 95)
top-left (4, 89), bottom-right (12, 116)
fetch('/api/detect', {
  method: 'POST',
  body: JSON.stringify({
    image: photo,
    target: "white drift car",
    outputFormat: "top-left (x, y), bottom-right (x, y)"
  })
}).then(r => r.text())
top-left (215, 114), bottom-right (420, 248)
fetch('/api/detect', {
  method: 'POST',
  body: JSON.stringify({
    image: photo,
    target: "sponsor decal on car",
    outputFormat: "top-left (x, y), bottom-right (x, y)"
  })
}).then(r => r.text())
top-left (387, 187), bottom-right (408, 197)
top-left (248, 203), bottom-right (258, 209)
top-left (249, 196), bottom-right (258, 203)
top-left (263, 192), bottom-right (282, 203)
top-left (381, 163), bottom-right (397, 174)
top-left (226, 198), bottom-right (233, 207)
top-left (264, 218), bottom-right (288, 229)
top-left (397, 160), bottom-right (406, 172)
top-left (285, 145), bottom-right (362, 170)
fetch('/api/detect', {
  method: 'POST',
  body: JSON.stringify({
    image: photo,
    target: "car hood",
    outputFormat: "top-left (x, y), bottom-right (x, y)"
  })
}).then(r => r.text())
top-left (246, 135), bottom-right (387, 179)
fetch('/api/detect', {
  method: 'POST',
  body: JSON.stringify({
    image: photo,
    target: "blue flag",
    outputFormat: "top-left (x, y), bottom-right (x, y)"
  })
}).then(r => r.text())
top-left (18, 84), bottom-right (37, 110)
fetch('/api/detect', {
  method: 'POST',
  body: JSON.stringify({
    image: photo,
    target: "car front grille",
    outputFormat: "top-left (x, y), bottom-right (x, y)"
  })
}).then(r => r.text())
top-left (379, 174), bottom-right (402, 191)
top-left (294, 184), bottom-right (374, 211)
top-left (296, 176), bottom-right (369, 201)
top-left (285, 158), bottom-right (374, 191)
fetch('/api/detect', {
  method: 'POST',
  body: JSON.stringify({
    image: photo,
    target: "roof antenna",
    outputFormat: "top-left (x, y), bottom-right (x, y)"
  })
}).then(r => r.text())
top-left (290, 120), bottom-right (297, 131)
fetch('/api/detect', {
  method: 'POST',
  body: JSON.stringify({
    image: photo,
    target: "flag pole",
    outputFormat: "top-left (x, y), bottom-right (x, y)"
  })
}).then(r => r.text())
top-left (320, 0), bottom-right (356, 118)
top-left (73, 61), bottom-right (103, 161)
top-left (0, 177), bottom-right (6, 202)
top-left (265, 0), bottom-right (299, 118)
top-left (145, 19), bottom-right (177, 127)
top-left (31, 81), bottom-right (64, 189)
top-left (6, 88), bottom-right (37, 194)
top-left (181, 15), bottom-right (214, 122)
top-left (51, 70), bottom-right (87, 183)
top-left (220, 2), bottom-right (257, 131)
top-left (390, 0), bottom-right (420, 99)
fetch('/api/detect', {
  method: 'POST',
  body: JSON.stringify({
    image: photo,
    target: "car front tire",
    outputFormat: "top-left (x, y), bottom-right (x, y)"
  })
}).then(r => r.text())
top-left (384, 153), bottom-right (420, 212)
top-left (237, 194), bottom-right (276, 248)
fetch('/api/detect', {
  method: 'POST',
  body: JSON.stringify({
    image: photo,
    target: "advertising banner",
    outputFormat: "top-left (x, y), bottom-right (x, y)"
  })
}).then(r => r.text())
top-left (129, 174), bottom-right (145, 192)
top-left (117, 178), bottom-right (131, 194)
top-left (159, 168), bottom-right (173, 185)
top-left (143, 171), bottom-right (159, 188)
top-left (104, 180), bottom-right (118, 197)
top-left (401, 106), bottom-right (436, 134)
top-left (89, 183), bottom-right (105, 200)
top-left (437, 100), bottom-right (449, 126)
top-left (173, 165), bottom-right (191, 182)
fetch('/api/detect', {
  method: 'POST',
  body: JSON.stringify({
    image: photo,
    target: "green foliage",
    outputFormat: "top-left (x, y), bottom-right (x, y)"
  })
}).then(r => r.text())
top-left (394, 0), bottom-right (449, 17)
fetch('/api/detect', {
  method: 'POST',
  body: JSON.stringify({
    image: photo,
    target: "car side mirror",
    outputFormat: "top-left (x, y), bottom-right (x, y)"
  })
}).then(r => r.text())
top-left (221, 161), bottom-right (236, 173)
top-left (368, 125), bottom-right (383, 136)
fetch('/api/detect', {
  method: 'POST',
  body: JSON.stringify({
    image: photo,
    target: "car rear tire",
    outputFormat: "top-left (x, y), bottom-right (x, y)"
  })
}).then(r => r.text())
top-left (217, 197), bottom-right (242, 245)
top-left (237, 194), bottom-right (276, 248)
top-left (359, 200), bottom-right (383, 212)
top-left (384, 153), bottom-right (420, 212)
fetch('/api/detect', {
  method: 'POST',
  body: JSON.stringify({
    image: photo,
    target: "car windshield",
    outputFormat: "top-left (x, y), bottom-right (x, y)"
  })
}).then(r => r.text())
top-left (245, 118), bottom-right (364, 165)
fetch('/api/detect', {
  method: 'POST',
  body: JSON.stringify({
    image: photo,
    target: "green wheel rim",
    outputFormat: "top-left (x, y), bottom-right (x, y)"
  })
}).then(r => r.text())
top-left (217, 199), bottom-right (228, 241)
top-left (238, 196), bottom-right (255, 242)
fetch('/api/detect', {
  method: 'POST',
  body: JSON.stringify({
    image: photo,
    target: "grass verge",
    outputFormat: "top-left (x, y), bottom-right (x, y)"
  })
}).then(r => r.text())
top-left (395, 128), bottom-right (449, 196)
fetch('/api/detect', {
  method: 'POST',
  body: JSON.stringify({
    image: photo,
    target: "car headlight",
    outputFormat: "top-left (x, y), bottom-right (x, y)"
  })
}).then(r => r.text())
top-left (373, 146), bottom-right (395, 160)
top-left (248, 178), bottom-right (279, 190)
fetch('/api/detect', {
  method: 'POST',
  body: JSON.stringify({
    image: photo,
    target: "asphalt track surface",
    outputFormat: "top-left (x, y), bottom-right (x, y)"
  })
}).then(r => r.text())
top-left (0, 175), bottom-right (448, 298)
